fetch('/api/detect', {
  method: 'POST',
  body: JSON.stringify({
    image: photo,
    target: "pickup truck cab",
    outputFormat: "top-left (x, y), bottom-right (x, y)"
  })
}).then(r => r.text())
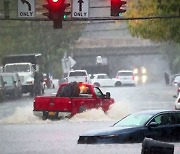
top-left (33, 82), bottom-right (114, 120)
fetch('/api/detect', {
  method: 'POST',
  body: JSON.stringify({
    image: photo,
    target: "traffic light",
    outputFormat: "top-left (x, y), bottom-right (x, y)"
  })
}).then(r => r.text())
top-left (43, 0), bottom-right (71, 29)
top-left (111, 0), bottom-right (127, 16)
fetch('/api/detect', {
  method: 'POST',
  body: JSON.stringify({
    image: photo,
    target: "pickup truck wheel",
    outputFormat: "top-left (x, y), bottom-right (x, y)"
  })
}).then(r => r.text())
top-left (12, 91), bottom-right (18, 99)
top-left (30, 91), bottom-right (34, 97)
top-left (115, 82), bottom-right (122, 87)
top-left (42, 112), bottom-right (48, 120)
top-left (94, 82), bottom-right (100, 87)
top-left (78, 106), bottom-right (86, 113)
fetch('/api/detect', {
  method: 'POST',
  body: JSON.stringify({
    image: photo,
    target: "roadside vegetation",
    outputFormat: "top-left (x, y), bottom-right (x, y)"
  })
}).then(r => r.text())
top-left (126, 0), bottom-right (180, 73)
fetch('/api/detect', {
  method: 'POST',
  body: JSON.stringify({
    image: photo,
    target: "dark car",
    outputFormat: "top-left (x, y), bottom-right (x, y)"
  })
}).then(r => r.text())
top-left (78, 110), bottom-right (180, 144)
top-left (0, 73), bottom-right (18, 99)
top-left (1, 72), bottom-right (22, 98)
top-left (0, 75), bottom-right (6, 101)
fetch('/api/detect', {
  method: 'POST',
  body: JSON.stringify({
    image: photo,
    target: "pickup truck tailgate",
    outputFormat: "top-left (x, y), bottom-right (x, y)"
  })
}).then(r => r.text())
top-left (68, 76), bottom-right (88, 83)
top-left (34, 96), bottom-right (72, 112)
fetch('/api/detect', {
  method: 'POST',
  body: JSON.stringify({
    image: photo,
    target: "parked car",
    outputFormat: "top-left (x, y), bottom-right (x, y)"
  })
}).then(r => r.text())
top-left (172, 74), bottom-right (180, 97)
top-left (78, 110), bottom-right (180, 144)
top-left (0, 73), bottom-right (18, 99)
top-left (172, 74), bottom-right (180, 86)
top-left (67, 70), bottom-right (91, 83)
top-left (1, 72), bottom-right (22, 98)
top-left (0, 75), bottom-right (6, 101)
top-left (175, 93), bottom-right (180, 110)
top-left (116, 70), bottom-right (136, 86)
top-left (91, 73), bottom-right (122, 87)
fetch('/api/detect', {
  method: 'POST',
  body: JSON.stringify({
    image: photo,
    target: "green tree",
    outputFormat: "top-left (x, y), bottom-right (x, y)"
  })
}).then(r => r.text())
top-left (0, 0), bottom-right (83, 78)
top-left (125, 0), bottom-right (180, 73)
top-left (126, 0), bottom-right (180, 43)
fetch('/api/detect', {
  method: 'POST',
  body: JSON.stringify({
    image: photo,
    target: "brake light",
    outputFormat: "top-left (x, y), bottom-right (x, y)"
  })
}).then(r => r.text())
top-left (132, 75), bottom-right (134, 80)
top-left (178, 99), bottom-right (180, 103)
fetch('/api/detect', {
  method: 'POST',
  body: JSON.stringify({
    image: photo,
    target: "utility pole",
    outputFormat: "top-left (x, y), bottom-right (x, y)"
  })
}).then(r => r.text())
top-left (4, 0), bottom-right (10, 19)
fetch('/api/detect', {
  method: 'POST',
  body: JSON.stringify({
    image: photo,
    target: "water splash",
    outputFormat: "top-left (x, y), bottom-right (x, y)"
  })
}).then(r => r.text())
top-left (70, 101), bottom-right (132, 122)
top-left (0, 106), bottom-right (43, 124)
top-left (70, 108), bottom-right (111, 122)
top-left (107, 101), bottom-right (132, 120)
top-left (0, 101), bottom-right (132, 124)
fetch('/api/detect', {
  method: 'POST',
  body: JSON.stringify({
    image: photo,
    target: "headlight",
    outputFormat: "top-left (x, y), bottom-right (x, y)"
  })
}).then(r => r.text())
top-left (133, 68), bottom-right (138, 74)
top-left (135, 76), bottom-right (139, 81)
top-left (142, 75), bottom-right (147, 83)
top-left (141, 68), bottom-right (146, 74)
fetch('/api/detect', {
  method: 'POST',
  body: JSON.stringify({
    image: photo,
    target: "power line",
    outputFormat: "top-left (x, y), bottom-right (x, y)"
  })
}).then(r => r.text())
top-left (0, 15), bottom-right (179, 22)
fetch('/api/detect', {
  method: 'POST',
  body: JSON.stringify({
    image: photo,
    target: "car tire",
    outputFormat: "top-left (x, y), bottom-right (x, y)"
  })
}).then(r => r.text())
top-left (78, 106), bottom-right (86, 113)
top-left (94, 82), bottom-right (100, 87)
top-left (30, 90), bottom-right (34, 97)
top-left (0, 94), bottom-right (5, 102)
top-left (18, 91), bottom-right (22, 98)
top-left (132, 84), bottom-right (136, 87)
top-left (12, 91), bottom-right (18, 99)
top-left (115, 82), bottom-right (122, 87)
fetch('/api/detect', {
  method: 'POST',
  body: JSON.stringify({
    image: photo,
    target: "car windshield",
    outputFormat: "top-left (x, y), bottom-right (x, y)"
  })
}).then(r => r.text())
top-left (5, 64), bottom-right (30, 72)
top-left (113, 112), bottom-right (154, 127)
top-left (117, 72), bottom-right (133, 76)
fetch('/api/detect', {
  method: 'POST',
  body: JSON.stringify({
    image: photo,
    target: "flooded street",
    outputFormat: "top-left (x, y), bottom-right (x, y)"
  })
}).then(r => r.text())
top-left (0, 81), bottom-right (179, 154)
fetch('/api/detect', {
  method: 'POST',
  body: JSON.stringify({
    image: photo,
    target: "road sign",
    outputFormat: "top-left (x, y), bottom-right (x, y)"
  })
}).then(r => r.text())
top-left (68, 56), bottom-right (76, 68)
top-left (72, 0), bottom-right (89, 18)
top-left (62, 58), bottom-right (71, 74)
top-left (18, 0), bottom-right (35, 18)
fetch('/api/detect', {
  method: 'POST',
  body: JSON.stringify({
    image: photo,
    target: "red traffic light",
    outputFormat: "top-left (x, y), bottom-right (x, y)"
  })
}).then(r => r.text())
top-left (111, 0), bottom-right (127, 16)
top-left (47, 0), bottom-right (64, 11)
top-left (42, 0), bottom-right (71, 29)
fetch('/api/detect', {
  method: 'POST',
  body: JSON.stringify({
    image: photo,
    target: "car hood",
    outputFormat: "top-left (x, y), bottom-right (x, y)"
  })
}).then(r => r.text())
top-left (80, 126), bottom-right (136, 137)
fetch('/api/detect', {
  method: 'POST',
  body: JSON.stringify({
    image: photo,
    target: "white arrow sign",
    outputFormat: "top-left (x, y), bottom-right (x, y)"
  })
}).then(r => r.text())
top-left (72, 0), bottom-right (89, 18)
top-left (68, 56), bottom-right (76, 68)
top-left (18, 0), bottom-right (35, 18)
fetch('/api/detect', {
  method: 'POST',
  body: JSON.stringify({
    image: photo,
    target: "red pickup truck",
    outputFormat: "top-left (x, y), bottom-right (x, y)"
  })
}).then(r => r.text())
top-left (33, 82), bottom-right (114, 119)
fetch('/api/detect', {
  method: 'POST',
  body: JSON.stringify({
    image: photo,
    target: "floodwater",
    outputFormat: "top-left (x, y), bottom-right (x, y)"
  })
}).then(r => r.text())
top-left (0, 82), bottom-right (179, 154)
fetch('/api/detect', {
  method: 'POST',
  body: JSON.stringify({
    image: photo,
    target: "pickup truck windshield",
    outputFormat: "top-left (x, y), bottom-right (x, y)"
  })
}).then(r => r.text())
top-left (5, 64), bottom-right (30, 72)
top-left (69, 72), bottom-right (86, 76)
